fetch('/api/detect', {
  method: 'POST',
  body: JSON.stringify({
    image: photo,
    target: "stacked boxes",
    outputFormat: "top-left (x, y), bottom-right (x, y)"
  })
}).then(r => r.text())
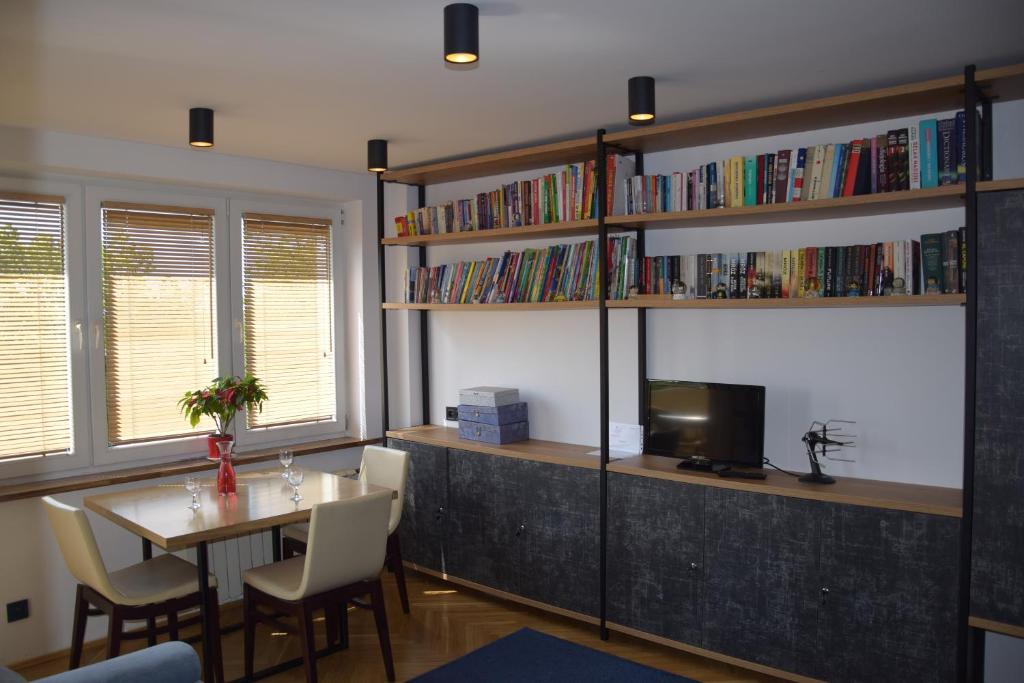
top-left (457, 386), bottom-right (529, 444)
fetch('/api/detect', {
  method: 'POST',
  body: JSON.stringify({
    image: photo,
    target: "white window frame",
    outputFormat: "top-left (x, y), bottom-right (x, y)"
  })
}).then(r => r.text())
top-left (85, 187), bottom-right (231, 466)
top-left (0, 177), bottom-right (90, 480)
top-left (228, 198), bottom-right (348, 450)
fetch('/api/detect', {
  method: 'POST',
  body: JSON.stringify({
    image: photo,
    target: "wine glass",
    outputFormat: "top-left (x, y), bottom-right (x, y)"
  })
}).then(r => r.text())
top-left (279, 449), bottom-right (294, 479)
top-left (185, 476), bottom-right (201, 511)
top-left (287, 467), bottom-right (305, 503)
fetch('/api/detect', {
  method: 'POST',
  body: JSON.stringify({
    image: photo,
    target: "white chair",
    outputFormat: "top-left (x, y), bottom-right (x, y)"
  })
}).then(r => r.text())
top-left (243, 489), bottom-right (395, 683)
top-left (42, 496), bottom-right (221, 672)
top-left (282, 445), bottom-right (411, 612)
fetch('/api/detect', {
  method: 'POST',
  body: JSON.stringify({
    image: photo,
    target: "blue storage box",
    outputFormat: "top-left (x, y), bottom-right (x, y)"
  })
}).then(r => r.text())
top-left (458, 420), bottom-right (529, 444)
top-left (458, 402), bottom-right (528, 426)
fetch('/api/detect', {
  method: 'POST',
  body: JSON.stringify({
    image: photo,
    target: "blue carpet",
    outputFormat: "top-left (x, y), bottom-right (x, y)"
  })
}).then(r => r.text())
top-left (410, 628), bottom-right (698, 682)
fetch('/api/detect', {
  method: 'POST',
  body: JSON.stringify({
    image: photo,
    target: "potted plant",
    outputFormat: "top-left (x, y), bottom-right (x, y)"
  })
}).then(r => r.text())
top-left (178, 375), bottom-right (268, 460)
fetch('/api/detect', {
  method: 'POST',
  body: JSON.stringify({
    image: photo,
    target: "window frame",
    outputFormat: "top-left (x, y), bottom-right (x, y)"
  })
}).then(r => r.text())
top-left (85, 187), bottom-right (231, 467)
top-left (0, 177), bottom-right (91, 479)
top-left (228, 198), bottom-right (349, 449)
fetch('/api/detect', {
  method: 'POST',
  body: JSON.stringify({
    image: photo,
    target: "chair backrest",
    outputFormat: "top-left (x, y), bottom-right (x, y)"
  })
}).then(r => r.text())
top-left (358, 445), bottom-right (409, 534)
top-left (42, 497), bottom-right (117, 600)
top-left (298, 489), bottom-right (392, 598)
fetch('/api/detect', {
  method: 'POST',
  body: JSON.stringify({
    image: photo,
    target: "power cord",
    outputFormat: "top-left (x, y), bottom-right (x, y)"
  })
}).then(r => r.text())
top-left (763, 457), bottom-right (800, 477)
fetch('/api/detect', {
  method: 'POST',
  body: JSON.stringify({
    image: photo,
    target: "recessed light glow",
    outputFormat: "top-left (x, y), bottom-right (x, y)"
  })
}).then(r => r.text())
top-left (445, 52), bottom-right (478, 64)
top-left (629, 113), bottom-right (655, 121)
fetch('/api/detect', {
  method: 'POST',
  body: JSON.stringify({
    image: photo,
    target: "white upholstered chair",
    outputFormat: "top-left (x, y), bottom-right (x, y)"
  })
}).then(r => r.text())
top-left (282, 445), bottom-right (411, 612)
top-left (243, 489), bottom-right (395, 683)
top-left (42, 496), bottom-right (221, 671)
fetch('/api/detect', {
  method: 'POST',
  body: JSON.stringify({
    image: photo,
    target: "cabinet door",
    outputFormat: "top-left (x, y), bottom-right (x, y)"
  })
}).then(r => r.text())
top-left (388, 438), bottom-right (447, 573)
top-left (517, 460), bottom-right (600, 616)
top-left (819, 504), bottom-right (959, 683)
top-left (607, 473), bottom-right (704, 645)
top-left (446, 448), bottom-right (521, 594)
top-left (702, 488), bottom-right (823, 679)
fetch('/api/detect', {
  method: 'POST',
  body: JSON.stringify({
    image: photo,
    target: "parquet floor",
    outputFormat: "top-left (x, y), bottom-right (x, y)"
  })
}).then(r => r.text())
top-left (18, 571), bottom-right (780, 682)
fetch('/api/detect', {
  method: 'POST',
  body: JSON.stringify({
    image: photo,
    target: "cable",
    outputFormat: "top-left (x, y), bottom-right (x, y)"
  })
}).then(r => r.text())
top-left (763, 457), bottom-right (800, 477)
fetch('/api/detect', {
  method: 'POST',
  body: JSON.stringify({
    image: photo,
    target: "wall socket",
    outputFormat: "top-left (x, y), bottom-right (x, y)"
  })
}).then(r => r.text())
top-left (6, 599), bottom-right (29, 623)
top-left (445, 406), bottom-right (458, 421)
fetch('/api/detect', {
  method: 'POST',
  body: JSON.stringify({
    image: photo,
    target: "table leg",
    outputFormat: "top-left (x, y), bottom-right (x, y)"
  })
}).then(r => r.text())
top-left (271, 526), bottom-right (281, 563)
top-left (195, 541), bottom-right (222, 683)
top-left (142, 540), bottom-right (156, 645)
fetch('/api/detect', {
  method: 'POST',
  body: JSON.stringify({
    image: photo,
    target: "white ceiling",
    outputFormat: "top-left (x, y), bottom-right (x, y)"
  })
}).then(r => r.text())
top-left (1, 0), bottom-right (1022, 173)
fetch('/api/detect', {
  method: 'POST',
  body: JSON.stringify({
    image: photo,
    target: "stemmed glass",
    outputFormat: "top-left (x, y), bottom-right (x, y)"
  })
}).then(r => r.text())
top-left (279, 449), bottom-right (294, 479)
top-left (185, 476), bottom-right (201, 511)
top-left (287, 467), bottom-right (305, 503)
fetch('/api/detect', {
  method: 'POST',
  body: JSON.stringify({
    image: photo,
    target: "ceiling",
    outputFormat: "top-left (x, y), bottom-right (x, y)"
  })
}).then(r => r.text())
top-left (2, 0), bottom-right (1022, 173)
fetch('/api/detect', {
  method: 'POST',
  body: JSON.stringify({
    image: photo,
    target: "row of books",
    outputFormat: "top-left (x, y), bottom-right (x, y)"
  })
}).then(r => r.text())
top-left (633, 230), bottom-right (966, 299)
top-left (623, 112), bottom-right (969, 215)
top-left (402, 236), bottom-right (639, 304)
top-left (394, 157), bottom-right (638, 237)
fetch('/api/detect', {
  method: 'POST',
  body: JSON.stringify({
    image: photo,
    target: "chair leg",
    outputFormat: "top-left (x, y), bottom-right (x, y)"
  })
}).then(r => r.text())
top-left (243, 586), bottom-right (256, 683)
top-left (388, 533), bottom-right (410, 614)
top-left (369, 580), bottom-right (396, 682)
top-left (296, 602), bottom-right (319, 683)
top-left (167, 605), bottom-right (179, 641)
top-left (325, 605), bottom-right (339, 646)
top-left (69, 585), bottom-right (89, 669)
top-left (208, 587), bottom-right (225, 683)
top-left (146, 612), bottom-right (157, 646)
top-left (106, 609), bottom-right (123, 660)
top-left (338, 601), bottom-right (349, 649)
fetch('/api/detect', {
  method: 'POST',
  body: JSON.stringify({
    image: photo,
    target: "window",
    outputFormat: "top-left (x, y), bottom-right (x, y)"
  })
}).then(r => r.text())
top-left (241, 212), bottom-right (336, 429)
top-left (100, 202), bottom-right (218, 445)
top-left (0, 193), bottom-right (71, 461)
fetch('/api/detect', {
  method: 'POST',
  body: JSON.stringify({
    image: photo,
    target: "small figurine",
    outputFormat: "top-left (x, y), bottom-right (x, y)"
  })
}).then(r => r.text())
top-left (891, 276), bottom-right (907, 296)
top-left (925, 276), bottom-right (941, 294)
top-left (846, 278), bottom-right (861, 297)
top-left (671, 280), bottom-right (687, 301)
top-left (805, 276), bottom-right (821, 298)
top-left (494, 291), bottom-right (506, 304)
top-left (628, 285), bottom-right (640, 299)
top-left (800, 420), bottom-right (856, 484)
top-left (714, 282), bottom-right (728, 299)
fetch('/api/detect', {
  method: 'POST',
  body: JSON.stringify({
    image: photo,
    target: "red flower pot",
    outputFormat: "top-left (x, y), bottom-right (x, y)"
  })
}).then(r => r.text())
top-left (207, 433), bottom-right (233, 461)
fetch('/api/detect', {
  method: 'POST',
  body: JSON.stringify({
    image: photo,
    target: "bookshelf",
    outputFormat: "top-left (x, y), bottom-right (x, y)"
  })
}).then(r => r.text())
top-left (377, 62), bottom-right (1024, 679)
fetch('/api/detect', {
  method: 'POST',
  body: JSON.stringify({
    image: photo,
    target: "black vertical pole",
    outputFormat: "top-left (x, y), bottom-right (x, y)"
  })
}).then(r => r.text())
top-left (634, 152), bottom-right (646, 432)
top-left (597, 129), bottom-right (610, 640)
top-left (377, 173), bottom-right (390, 436)
top-left (418, 185), bottom-right (430, 426)
top-left (981, 97), bottom-right (993, 182)
top-left (960, 63), bottom-right (981, 683)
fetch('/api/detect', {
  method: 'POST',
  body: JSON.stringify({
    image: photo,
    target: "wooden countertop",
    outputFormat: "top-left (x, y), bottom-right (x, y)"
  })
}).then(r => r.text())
top-left (388, 426), bottom-right (962, 517)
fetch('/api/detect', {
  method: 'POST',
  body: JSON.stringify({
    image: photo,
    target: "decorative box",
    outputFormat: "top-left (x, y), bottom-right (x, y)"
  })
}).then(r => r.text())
top-left (458, 419), bottom-right (530, 444)
top-left (458, 386), bottom-right (520, 408)
top-left (458, 402), bottom-right (528, 426)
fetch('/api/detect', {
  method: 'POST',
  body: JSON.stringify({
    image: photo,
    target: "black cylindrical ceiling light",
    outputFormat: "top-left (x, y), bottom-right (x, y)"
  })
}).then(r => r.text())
top-left (189, 107), bottom-right (214, 147)
top-left (444, 3), bottom-right (479, 64)
top-left (628, 76), bottom-right (656, 124)
top-left (367, 139), bottom-right (388, 173)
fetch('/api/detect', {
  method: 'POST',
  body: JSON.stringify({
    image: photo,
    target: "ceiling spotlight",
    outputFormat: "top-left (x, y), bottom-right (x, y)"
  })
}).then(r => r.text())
top-left (444, 3), bottom-right (479, 64)
top-left (367, 139), bottom-right (388, 173)
top-left (189, 107), bottom-right (214, 148)
top-left (628, 77), bottom-right (656, 124)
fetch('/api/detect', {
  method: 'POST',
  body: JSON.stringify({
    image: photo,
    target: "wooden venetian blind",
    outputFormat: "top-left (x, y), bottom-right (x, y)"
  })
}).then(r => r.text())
top-left (242, 213), bottom-right (335, 429)
top-left (101, 202), bottom-right (217, 445)
top-left (0, 193), bottom-right (71, 460)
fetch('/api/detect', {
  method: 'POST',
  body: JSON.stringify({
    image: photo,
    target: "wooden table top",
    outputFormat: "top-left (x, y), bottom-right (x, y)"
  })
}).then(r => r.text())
top-left (84, 468), bottom-right (393, 552)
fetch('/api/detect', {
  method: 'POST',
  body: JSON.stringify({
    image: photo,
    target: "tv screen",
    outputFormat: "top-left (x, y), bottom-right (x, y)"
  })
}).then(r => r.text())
top-left (646, 380), bottom-right (765, 468)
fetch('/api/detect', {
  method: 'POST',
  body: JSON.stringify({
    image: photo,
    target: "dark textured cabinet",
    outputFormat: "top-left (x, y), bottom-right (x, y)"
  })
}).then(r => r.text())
top-left (607, 472), bottom-right (705, 645)
top-left (819, 504), bottom-right (959, 682)
top-left (388, 438), bottom-right (447, 573)
top-left (972, 188), bottom-right (1024, 629)
top-left (703, 488), bottom-right (823, 680)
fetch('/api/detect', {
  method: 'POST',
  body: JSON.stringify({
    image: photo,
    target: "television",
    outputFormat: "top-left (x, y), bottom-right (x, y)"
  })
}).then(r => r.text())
top-left (646, 379), bottom-right (765, 469)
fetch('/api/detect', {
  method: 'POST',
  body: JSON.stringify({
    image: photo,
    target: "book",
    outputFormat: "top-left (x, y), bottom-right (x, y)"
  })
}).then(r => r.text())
top-left (743, 157), bottom-right (757, 207)
top-left (937, 117), bottom-right (958, 186)
top-left (831, 143), bottom-right (847, 198)
top-left (959, 226), bottom-right (967, 293)
top-left (876, 134), bottom-right (889, 192)
top-left (809, 144), bottom-right (828, 200)
top-left (896, 128), bottom-right (910, 190)
top-left (920, 119), bottom-right (939, 188)
top-left (921, 233), bottom-right (944, 293)
top-left (842, 140), bottom-right (862, 197)
top-left (956, 111), bottom-right (967, 183)
top-left (908, 125), bottom-right (921, 190)
top-left (801, 146), bottom-right (817, 201)
top-left (729, 156), bottom-right (744, 208)
top-left (774, 150), bottom-right (791, 204)
top-left (886, 130), bottom-right (900, 191)
top-left (943, 230), bottom-right (961, 294)
top-left (792, 148), bottom-right (807, 202)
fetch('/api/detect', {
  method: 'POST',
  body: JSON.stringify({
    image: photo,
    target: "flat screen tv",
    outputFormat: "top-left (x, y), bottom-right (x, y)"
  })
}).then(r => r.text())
top-left (646, 380), bottom-right (765, 469)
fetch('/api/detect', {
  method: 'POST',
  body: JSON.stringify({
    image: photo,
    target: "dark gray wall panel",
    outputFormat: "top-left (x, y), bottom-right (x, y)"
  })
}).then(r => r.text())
top-left (973, 189), bottom-right (1024, 627)
top-left (389, 438), bottom-right (447, 572)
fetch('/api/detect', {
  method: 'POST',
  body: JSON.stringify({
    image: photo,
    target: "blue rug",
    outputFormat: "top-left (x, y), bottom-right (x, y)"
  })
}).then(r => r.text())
top-left (410, 628), bottom-right (697, 682)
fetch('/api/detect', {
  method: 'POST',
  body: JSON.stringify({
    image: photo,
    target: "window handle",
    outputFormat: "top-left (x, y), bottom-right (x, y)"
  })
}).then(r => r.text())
top-left (73, 321), bottom-right (84, 352)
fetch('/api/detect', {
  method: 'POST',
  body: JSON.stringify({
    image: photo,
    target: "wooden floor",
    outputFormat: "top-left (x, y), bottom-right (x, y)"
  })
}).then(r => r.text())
top-left (17, 570), bottom-right (780, 682)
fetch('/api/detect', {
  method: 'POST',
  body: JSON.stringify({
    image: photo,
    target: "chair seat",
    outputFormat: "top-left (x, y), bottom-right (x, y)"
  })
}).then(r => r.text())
top-left (243, 556), bottom-right (307, 602)
top-left (282, 523), bottom-right (309, 544)
top-left (106, 554), bottom-right (217, 607)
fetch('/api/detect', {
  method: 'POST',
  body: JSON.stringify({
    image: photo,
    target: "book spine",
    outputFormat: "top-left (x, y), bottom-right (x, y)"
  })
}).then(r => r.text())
top-left (842, 140), bottom-right (861, 197)
top-left (743, 157), bottom-right (757, 207)
top-left (897, 128), bottom-right (910, 191)
top-left (877, 135), bottom-right (889, 192)
top-left (943, 230), bottom-right (961, 294)
top-left (908, 125), bottom-right (921, 190)
top-left (959, 226), bottom-right (968, 294)
top-left (956, 111), bottom-right (967, 183)
top-left (937, 118), bottom-right (957, 186)
top-left (920, 119), bottom-right (939, 188)
top-left (774, 150), bottom-right (791, 205)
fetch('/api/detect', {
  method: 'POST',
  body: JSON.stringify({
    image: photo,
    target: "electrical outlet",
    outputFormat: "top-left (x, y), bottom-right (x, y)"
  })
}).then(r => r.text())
top-left (445, 406), bottom-right (458, 421)
top-left (6, 599), bottom-right (29, 623)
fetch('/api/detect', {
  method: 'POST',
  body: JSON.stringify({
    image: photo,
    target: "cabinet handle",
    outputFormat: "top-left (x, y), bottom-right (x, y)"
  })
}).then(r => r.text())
top-left (515, 523), bottom-right (526, 537)
top-left (820, 586), bottom-right (830, 604)
top-left (434, 506), bottom-right (445, 521)
top-left (689, 562), bottom-right (699, 571)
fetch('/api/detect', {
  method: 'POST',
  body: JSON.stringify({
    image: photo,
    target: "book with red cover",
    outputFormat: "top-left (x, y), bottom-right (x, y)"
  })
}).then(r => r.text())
top-left (842, 140), bottom-right (863, 197)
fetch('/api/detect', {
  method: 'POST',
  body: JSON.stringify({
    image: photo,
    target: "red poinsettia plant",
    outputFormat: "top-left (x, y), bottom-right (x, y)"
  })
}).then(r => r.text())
top-left (178, 375), bottom-right (268, 435)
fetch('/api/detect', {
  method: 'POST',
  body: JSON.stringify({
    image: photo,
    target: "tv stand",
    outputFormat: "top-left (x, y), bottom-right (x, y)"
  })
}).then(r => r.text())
top-left (675, 458), bottom-right (730, 473)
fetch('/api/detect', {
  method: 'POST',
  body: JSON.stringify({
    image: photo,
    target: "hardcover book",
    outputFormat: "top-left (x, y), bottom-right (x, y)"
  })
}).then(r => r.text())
top-left (937, 117), bottom-right (958, 186)
top-left (920, 119), bottom-right (939, 188)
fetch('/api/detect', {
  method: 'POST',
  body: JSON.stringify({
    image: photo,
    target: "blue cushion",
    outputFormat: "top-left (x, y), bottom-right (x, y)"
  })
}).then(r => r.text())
top-left (40, 642), bottom-right (200, 683)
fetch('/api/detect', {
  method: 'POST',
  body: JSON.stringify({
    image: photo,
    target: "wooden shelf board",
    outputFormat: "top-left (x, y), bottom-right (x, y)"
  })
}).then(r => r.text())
top-left (608, 294), bottom-right (965, 310)
top-left (383, 301), bottom-right (598, 311)
top-left (608, 454), bottom-right (962, 518)
top-left (978, 177), bottom-right (1024, 193)
top-left (606, 185), bottom-right (965, 230)
top-left (977, 63), bottom-right (1024, 103)
top-left (968, 616), bottom-right (1024, 640)
top-left (382, 136), bottom-right (595, 186)
top-left (382, 219), bottom-right (599, 247)
top-left (387, 425), bottom-right (600, 470)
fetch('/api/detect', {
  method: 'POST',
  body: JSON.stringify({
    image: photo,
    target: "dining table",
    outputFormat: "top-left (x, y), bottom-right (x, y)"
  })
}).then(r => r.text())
top-left (84, 467), bottom-right (395, 683)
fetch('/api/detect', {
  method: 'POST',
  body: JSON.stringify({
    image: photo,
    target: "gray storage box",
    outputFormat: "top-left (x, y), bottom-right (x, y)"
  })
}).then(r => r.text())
top-left (458, 402), bottom-right (528, 426)
top-left (458, 420), bottom-right (529, 444)
top-left (458, 386), bottom-right (520, 407)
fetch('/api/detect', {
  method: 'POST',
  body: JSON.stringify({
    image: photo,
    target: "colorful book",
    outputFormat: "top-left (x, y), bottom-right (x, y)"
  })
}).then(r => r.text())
top-left (937, 117), bottom-right (958, 186)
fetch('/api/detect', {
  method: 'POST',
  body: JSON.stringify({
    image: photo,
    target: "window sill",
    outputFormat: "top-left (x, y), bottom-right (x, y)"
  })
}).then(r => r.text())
top-left (0, 435), bottom-right (380, 503)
